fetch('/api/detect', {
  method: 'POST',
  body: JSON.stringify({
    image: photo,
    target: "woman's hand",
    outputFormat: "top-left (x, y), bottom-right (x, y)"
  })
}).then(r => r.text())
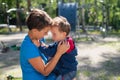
top-left (57, 40), bottom-right (70, 55)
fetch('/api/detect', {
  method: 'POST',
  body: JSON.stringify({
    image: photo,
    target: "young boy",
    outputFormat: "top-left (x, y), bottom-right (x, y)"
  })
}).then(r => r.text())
top-left (39, 16), bottom-right (78, 80)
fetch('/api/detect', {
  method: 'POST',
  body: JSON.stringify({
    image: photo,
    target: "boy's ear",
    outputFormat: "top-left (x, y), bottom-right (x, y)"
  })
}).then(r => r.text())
top-left (63, 32), bottom-right (67, 36)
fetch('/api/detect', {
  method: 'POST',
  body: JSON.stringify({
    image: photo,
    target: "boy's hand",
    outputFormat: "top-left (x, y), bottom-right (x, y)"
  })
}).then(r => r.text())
top-left (57, 40), bottom-right (70, 55)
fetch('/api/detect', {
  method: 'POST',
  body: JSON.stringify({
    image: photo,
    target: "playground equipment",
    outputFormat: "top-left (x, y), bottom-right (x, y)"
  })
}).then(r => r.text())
top-left (0, 41), bottom-right (9, 53)
top-left (57, 0), bottom-right (82, 40)
top-left (58, 2), bottom-right (78, 32)
top-left (0, 41), bottom-right (20, 53)
top-left (57, 0), bottom-right (110, 40)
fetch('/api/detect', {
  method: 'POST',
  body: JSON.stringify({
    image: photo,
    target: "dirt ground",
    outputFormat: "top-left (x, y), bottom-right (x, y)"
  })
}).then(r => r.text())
top-left (0, 32), bottom-right (120, 80)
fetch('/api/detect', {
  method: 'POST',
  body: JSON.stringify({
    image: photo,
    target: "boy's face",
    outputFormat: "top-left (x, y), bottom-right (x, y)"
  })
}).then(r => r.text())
top-left (51, 27), bottom-right (66, 42)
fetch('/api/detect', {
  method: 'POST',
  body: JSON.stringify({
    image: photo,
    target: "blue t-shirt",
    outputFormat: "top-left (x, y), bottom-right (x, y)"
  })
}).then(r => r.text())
top-left (20, 35), bottom-right (55, 80)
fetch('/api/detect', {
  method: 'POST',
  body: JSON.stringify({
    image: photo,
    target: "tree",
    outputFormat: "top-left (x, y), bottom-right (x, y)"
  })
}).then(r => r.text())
top-left (27, 0), bottom-right (31, 12)
top-left (16, 0), bottom-right (22, 32)
top-left (0, 0), bottom-right (120, 32)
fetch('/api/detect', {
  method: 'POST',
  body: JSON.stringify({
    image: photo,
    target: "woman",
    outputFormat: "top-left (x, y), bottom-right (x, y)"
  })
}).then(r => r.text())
top-left (20, 9), bottom-right (69, 80)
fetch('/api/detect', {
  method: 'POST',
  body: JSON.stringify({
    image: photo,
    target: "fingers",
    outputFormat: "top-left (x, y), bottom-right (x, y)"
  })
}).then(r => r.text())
top-left (57, 40), bottom-right (70, 55)
top-left (59, 40), bottom-right (69, 48)
top-left (60, 40), bottom-right (69, 45)
top-left (58, 40), bottom-right (70, 49)
top-left (63, 40), bottom-right (69, 48)
top-left (62, 40), bottom-right (67, 44)
top-left (67, 41), bottom-right (70, 49)
top-left (58, 41), bottom-right (62, 46)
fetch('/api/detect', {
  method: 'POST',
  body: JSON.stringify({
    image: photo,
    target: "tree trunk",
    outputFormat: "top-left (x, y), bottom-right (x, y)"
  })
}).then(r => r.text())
top-left (106, 0), bottom-right (110, 31)
top-left (16, 0), bottom-right (22, 32)
top-left (81, 0), bottom-right (87, 33)
top-left (94, 0), bottom-right (98, 30)
top-left (27, 0), bottom-right (31, 12)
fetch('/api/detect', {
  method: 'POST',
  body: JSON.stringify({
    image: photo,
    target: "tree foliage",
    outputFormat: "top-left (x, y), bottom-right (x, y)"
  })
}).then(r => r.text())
top-left (0, 0), bottom-right (120, 30)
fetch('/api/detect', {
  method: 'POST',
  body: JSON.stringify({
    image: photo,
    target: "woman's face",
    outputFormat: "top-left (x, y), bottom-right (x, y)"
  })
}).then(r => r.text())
top-left (35, 26), bottom-right (50, 40)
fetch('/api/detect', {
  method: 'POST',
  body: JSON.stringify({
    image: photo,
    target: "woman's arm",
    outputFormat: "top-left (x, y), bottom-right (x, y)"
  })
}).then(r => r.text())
top-left (39, 43), bottom-right (57, 57)
top-left (29, 41), bottom-right (69, 76)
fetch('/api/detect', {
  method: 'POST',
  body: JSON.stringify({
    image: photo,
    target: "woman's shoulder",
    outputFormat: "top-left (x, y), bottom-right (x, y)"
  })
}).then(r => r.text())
top-left (21, 35), bottom-right (38, 53)
top-left (21, 35), bottom-right (34, 46)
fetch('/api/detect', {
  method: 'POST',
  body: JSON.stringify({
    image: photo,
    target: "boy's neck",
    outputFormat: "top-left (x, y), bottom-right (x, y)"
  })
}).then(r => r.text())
top-left (56, 36), bottom-right (69, 42)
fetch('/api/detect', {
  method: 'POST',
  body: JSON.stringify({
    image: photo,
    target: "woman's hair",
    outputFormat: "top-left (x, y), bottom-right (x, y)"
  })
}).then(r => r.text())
top-left (26, 9), bottom-right (52, 31)
top-left (52, 16), bottom-right (71, 36)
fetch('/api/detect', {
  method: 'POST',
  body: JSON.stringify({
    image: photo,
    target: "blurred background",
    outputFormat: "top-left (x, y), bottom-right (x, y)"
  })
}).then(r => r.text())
top-left (0, 0), bottom-right (120, 34)
top-left (0, 0), bottom-right (120, 80)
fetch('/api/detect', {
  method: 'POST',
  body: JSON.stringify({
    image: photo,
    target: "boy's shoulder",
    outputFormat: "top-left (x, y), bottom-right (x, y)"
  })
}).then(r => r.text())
top-left (67, 36), bottom-right (73, 40)
top-left (66, 37), bottom-right (74, 44)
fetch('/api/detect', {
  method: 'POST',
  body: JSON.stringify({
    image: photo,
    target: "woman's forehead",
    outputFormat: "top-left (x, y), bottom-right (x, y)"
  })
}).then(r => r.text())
top-left (44, 26), bottom-right (50, 31)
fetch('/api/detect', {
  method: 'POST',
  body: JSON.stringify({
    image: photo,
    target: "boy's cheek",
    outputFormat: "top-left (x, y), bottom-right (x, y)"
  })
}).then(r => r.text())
top-left (52, 37), bottom-right (58, 41)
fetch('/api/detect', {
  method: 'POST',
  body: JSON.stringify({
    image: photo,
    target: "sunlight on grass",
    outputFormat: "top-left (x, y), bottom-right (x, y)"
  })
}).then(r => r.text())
top-left (97, 75), bottom-right (110, 80)
top-left (108, 30), bottom-right (120, 37)
top-left (116, 76), bottom-right (120, 80)
top-left (88, 30), bottom-right (101, 35)
top-left (0, 67), bottom-right (22, 80)
top-left (0, 26), bottom-right (28, 34)
top-left (0, 28), bottom-right (9, 34)
top-left (76, 37), bottom-right (89, 41)
top-left (98, 41), bottom-right (120, 49)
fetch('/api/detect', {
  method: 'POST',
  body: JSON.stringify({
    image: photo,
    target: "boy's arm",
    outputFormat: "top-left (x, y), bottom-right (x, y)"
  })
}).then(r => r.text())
top-left (39, 43), bottom-right (57, 57)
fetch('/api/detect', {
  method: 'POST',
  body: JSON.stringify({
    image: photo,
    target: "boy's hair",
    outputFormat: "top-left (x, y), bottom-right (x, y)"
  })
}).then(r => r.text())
top-left (52, 16), bottom-right (71, 36)
top-left (26, 9), bottom-right (52, 31)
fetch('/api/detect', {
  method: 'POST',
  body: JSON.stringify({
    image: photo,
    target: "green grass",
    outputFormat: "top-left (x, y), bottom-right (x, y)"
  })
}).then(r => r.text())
top-left (77, 70), bottom-right (120, 80)
top-left (75, 37), bottom-right (91, 41)
top-left (2, 75), bottom-right (22, 80)
top-left (82, 70), bottom-right (92, 77)
top-left (0, 28), bottom-right (9, 34)
top-left (11, 78), bottom-right (22, 80)
top-left (0, 26), bottom-right (28, 34)
top-left (97, 75), bottom-right (110, 80)
top-left (7, 77), bottom-right (22, 80)
top-left (88, 30), bottom-right (101, 35)
top-left (110, 30), bottom-right (120, 33)
top-left (77, 29), bottom-right (120, 36)
top-left (98, 41), bottom-right (120, 50)
top-left (116, 76), bottom-right (120, 80)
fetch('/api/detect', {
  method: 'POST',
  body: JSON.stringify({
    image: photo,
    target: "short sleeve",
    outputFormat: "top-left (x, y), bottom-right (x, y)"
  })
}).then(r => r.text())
top-left (22, 43), bottom-right (40, 60)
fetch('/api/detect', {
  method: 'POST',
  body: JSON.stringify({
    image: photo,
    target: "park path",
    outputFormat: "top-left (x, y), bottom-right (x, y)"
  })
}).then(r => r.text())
top-left (0, 32), bottom-right (120, 80)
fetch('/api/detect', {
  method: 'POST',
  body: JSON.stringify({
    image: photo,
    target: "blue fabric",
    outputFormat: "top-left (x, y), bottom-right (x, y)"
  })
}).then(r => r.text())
top-left (40, 38), bottom-right (46, 43)
top-left (39, 43), bottom-right (57, 57)
top-left (39, 42), bottom-right (78, 75)
top-left (58, 2), bottom-right (78, 31)
top-left (20, 35), bottom-right (56, 80)
top-left (56, 71), bottom-right (76, 80)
